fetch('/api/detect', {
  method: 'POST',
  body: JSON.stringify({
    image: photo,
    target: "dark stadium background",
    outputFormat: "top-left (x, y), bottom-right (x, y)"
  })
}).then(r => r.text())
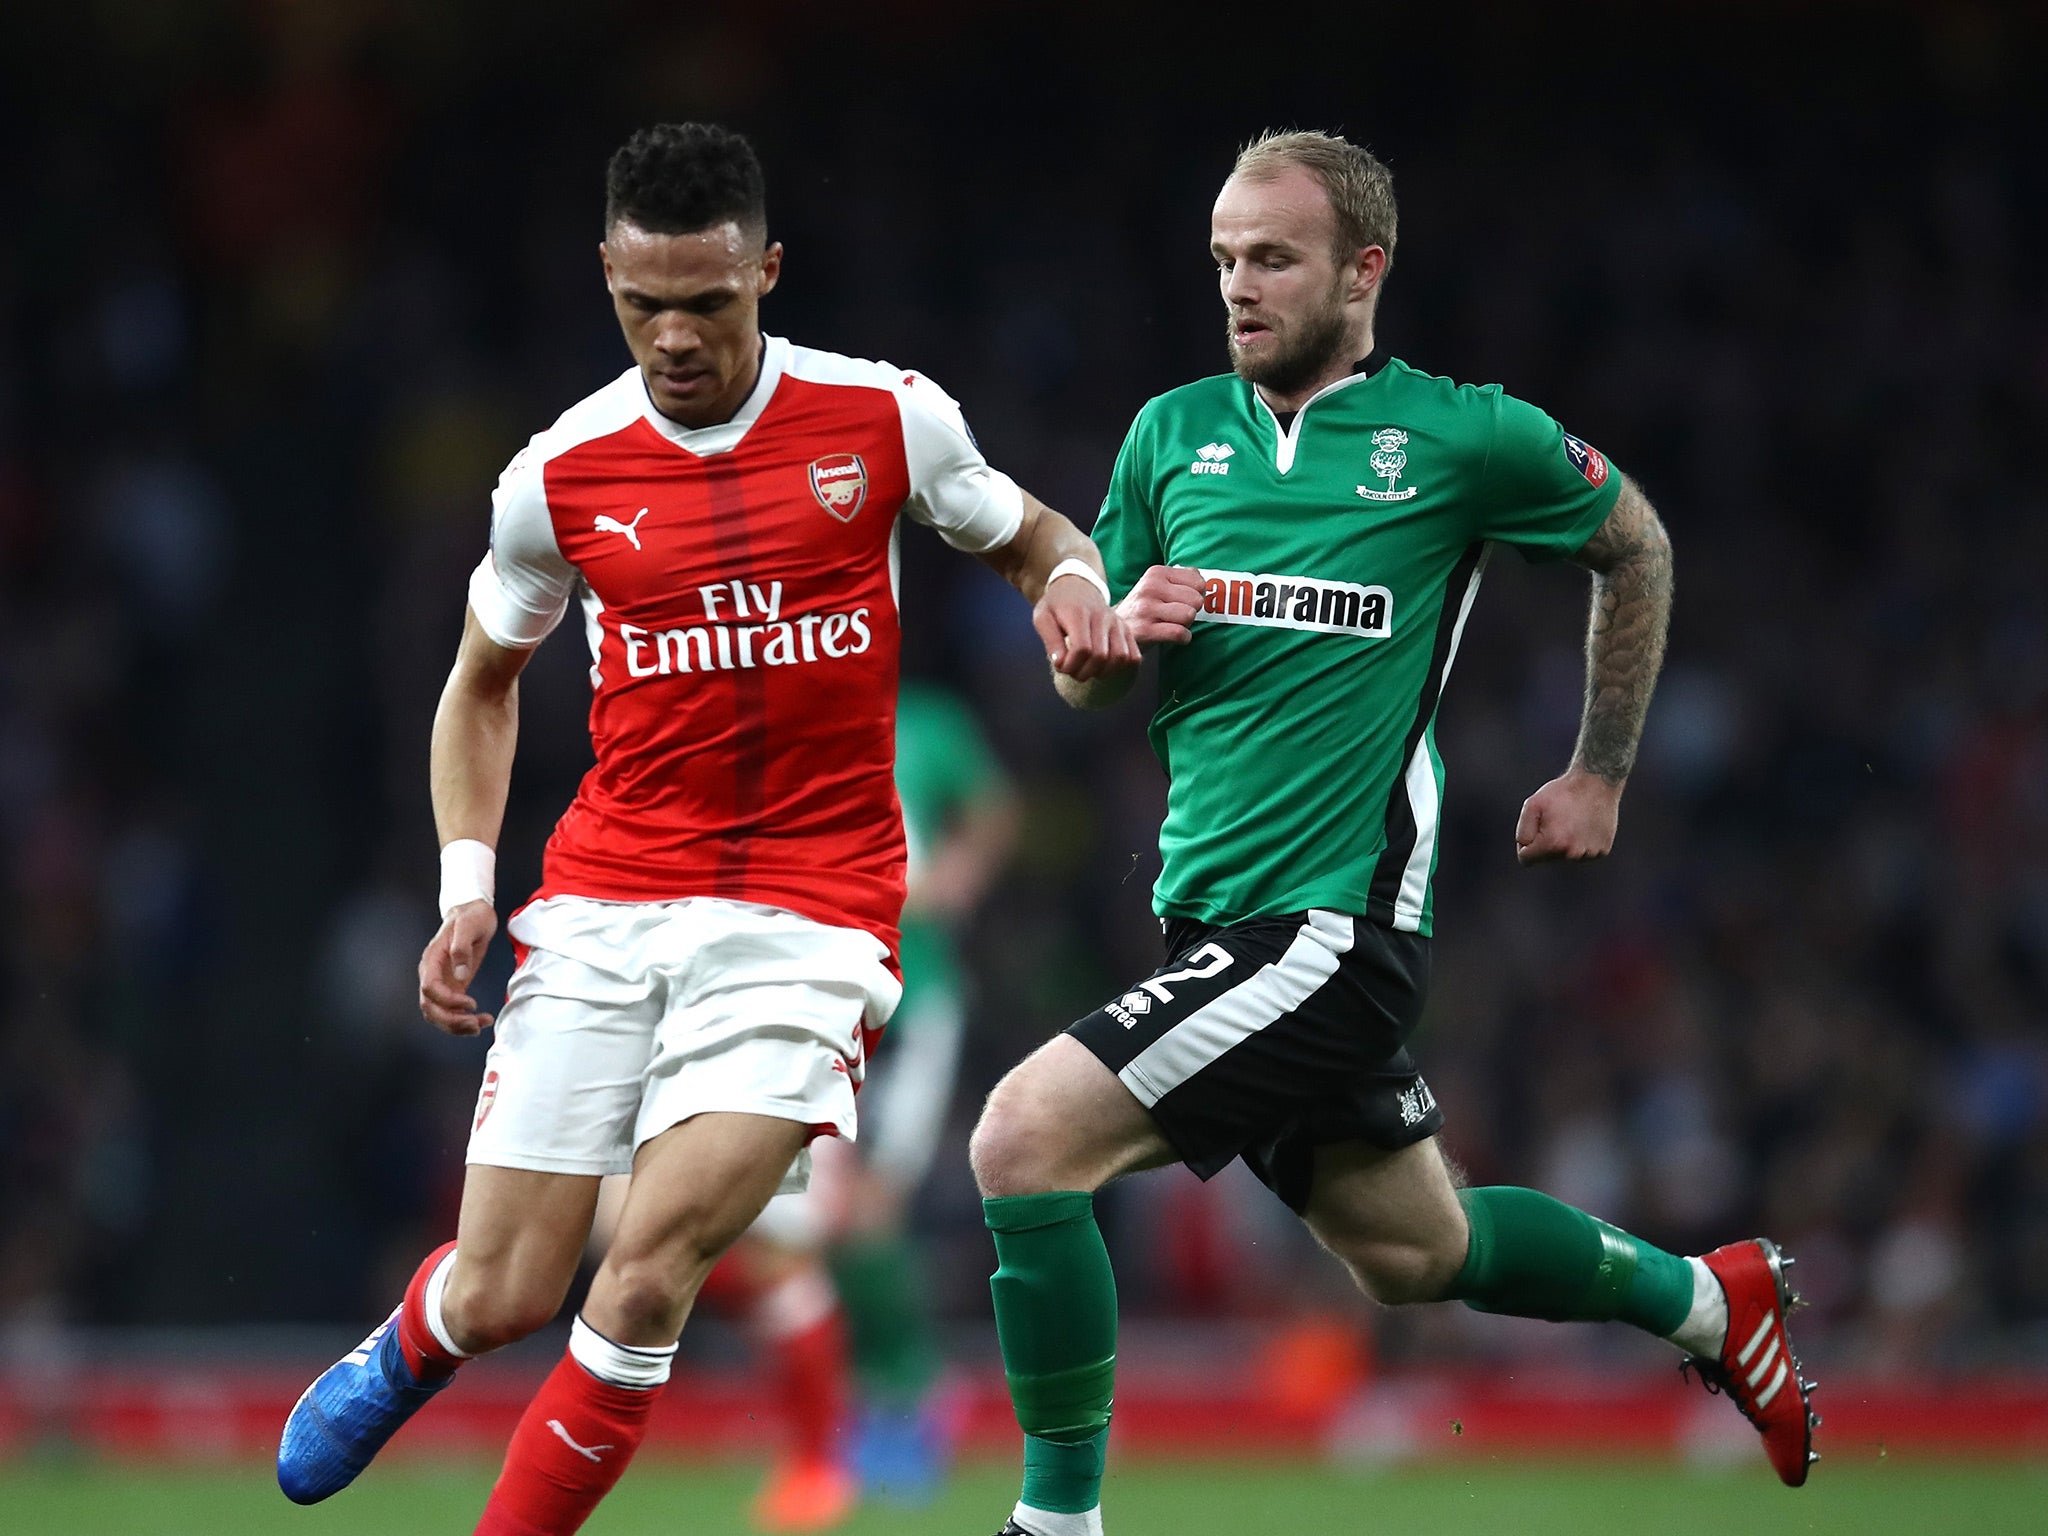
top-left (2, 0), bottom-right (2045, 1452)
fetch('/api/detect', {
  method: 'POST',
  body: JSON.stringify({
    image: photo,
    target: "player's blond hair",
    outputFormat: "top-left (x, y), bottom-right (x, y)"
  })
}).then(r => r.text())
top-left (1232, 129), bottom-right (1397, 278)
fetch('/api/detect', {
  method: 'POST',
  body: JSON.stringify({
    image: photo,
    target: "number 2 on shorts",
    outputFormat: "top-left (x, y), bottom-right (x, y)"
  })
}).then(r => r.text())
top-left (1138, 943), bottom-right (1234, 1004)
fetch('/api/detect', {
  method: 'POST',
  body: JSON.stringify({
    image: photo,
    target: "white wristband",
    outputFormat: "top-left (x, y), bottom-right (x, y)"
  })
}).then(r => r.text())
top-left (439, 839), bottom-right (496, 919)
top-left (1046, 557), bottom-right (1111, 605)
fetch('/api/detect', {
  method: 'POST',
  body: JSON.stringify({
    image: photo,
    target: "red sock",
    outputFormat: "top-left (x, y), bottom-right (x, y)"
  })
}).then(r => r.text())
top-left (473, 1352), bottom-right (661, 1536)
top-left (758, 1278), bottom-right (847, 1465)
top-left (396, 1240), bottom-right (464, 1382)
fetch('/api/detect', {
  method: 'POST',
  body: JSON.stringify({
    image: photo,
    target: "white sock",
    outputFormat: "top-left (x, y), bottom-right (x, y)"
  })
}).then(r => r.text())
top-left (1010, 1501), bottom-right (1104, 1536)
top-left (569, 1314), bottom-right (677, 1390)
top-left (422, 1248), bottom-right (472, 1360)
top-left (1666, 1256), bottom-right (1729, 1357)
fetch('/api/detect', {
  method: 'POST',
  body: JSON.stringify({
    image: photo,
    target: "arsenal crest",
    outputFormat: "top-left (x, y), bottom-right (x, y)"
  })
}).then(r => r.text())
top-left (808, 453), bottom-right (868, 522)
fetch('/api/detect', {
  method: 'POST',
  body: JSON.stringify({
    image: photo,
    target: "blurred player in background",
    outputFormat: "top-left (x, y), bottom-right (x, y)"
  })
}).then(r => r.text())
top-left (967, 131), bottom-right (1817, 1536)
top-left (591, 680), bottom-right (1017, 1531)
top-left (842, 678), bottom-right (1017, 1480)
top-left (275, 121), bottom-right (1136, 1536)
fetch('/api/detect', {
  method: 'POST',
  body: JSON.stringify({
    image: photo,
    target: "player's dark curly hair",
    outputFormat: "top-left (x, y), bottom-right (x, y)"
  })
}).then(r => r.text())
top-left (604, 122), bottom-right (767, 241)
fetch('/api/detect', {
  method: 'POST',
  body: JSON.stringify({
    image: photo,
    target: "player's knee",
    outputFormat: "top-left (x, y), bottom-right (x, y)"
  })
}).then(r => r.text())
top-left (597, 1252), bottom-right (699, 1341)
top-left (969, 1080), bottom-right (1066, 1197)
top-left (597, 1204), bottom-right (738, 1335)
top-left (1341, 1233), bottom-right (1465, 1307)
top-left (966, 1098), bottom-right (1028, 1196)
top-left (445, 1277), bottom-right (566, 1353)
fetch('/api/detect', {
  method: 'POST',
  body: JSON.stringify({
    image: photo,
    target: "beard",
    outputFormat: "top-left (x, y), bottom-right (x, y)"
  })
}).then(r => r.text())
top-left (1226, 283), bottom-right (1351, 397)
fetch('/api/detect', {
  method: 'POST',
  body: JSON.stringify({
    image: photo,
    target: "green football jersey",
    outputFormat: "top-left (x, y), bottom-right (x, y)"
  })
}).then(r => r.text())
top-left (1093, 358), bottom-right (1622, 936)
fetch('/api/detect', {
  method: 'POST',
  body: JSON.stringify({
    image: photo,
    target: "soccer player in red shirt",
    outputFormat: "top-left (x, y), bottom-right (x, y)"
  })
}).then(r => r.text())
top-left (277, 122), bottom-right (1138, 1536)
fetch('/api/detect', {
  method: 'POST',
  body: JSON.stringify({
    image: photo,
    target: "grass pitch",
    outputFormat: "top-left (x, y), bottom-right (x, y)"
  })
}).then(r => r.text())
top-left (2, 1457), bottom-right (2043, 1535)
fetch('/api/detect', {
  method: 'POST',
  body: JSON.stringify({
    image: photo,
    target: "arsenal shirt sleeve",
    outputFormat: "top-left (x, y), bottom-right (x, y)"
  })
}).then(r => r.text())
top-left (466, 445), bottom-right (575, 648)
top-left (892, 372), bottom-right (1026, 554)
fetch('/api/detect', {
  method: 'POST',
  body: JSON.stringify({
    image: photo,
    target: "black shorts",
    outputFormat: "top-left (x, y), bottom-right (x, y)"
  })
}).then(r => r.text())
top-left (1069, 909), bottom-right (1442, 1213)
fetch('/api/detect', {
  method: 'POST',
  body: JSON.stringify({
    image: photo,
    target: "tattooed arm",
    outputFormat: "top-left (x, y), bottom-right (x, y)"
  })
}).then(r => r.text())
top-left (1568, 475), bottom-right (1674, 783)
top-left (1514, 474), bottom-right (1673, 864)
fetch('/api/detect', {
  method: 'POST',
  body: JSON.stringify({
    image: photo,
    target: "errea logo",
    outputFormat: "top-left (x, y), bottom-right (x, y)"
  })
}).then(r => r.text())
top-left (1189, 442), bottom-right (1234, 476)
top-left (1105, 991), bottom-right (1152, 1029)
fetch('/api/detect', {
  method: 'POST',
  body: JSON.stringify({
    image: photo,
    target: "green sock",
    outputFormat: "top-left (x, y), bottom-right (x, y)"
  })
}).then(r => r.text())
top-left (985, 1192), bottom-right (1116, 1515)
top-left (1447, 1186), bottom-right (1693, 1337)
top-left (829, 1235), bottom-right (942, 1406)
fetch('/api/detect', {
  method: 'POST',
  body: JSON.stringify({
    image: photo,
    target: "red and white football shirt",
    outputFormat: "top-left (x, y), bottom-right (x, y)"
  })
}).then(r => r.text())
top-left (467, 334), bottom-right (1023, 957)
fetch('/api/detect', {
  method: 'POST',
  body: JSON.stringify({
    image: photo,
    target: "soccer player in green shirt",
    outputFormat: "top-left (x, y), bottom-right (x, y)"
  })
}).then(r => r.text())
top-left (967, 131), bottom-right (1818, 1536)
top-left (838, 680), bottom-right (1019, 1489)
top-left (728, 680), bottom-right (1019, 1526)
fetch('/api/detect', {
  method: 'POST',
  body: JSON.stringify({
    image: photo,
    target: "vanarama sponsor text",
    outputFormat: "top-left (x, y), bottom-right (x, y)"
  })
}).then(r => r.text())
top-left (1196, 568), bottom-right (1393, 638)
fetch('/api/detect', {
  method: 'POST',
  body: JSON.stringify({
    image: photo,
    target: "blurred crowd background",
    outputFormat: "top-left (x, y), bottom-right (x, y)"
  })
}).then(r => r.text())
top-left (1, 0), bottom-right (2044, 1378)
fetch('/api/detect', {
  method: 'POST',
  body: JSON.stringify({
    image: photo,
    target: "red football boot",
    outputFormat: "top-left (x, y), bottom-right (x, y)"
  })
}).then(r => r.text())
top-left (751, 1455), bottom-right (857, 1532)
top-left (1684, 1238), bottom-right (1820, 1486)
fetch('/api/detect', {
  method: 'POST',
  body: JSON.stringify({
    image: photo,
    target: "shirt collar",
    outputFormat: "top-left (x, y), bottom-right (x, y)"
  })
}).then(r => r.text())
top-left (638, 333), bottom-right (790, 457)
top-left (1254, 361), bottom-right (1379, 475)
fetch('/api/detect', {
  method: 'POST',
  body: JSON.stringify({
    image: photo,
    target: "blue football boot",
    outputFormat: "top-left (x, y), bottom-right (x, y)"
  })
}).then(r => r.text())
top-left (853, 1397), bottom-right (956, 1504)
top-left (276, 1306), bottom-right (452, 1503)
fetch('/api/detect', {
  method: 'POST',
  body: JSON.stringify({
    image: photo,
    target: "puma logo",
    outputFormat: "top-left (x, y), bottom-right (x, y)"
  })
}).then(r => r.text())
top-left (594, 508), bottom-right (649, 550)
top-left (547, 1419), bottom-right (614, 1462)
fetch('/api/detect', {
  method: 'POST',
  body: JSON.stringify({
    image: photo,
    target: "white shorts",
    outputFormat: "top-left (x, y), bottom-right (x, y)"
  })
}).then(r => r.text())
top-left (747, 981), bottom-right (965, 1249)
top-left (467, 895), bottom-right (902, 1193)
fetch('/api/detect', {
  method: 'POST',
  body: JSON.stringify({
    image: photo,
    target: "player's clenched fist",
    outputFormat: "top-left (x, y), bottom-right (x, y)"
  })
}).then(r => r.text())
top-left (1118, 565), bottom-right (1208, 647)
top-left (1514, 768), bottom-right (1623, 864)
top-left (418, 900), bottom-right (499, 1035)
top-left (1034, 571), bottom-right (1142, 681)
